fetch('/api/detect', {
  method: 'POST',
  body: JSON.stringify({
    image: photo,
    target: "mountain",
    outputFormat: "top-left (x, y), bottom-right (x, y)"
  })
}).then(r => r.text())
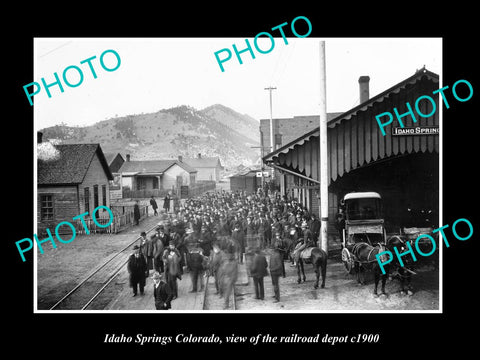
top-left (39, 105), bottom-right (260, 170)
top-left (201, 104), bottom-right (260, 141)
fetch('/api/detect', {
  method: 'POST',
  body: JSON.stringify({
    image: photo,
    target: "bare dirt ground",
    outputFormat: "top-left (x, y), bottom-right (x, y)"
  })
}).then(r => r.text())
top-left (36, 196), bottom-right (439, 312)
top-left (36, 215), bottom-right (161, 310)
top-left (235, 250), bottom-right (439, 312)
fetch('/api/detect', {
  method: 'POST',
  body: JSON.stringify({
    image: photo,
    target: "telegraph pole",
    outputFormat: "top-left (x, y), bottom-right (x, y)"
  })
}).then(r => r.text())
top-left (319, 41), bottom-right (329, 255)
top-left (265, 86), bottom-right (277, 180)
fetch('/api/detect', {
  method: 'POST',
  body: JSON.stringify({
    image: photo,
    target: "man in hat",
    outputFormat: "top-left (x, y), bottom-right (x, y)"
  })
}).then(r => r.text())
top-left (231, 222), bottom-right (245, 263)
top-left (269, 238), bottom-right (286, 303)
top-left (163, 193), bottom-right (171, 213)
top-left (250, 248), bottom-right (268, 300)
top-left (133, 200), bottom-right (141, 226)
top-left (152, 272), bottom-right (173, 310)
top-left (170, 227), bottom-right (185, 274)
top-left (127, 245), bottom-right (147, 297)
top-left (309, 213), bottom-right (321, 245)
top-left (187, 244), bottom-right (206, 293)
top-left (156, 225), bottom-right (170, 248)
top-left (198, 225), bottom-right (214, 257)
top-left (140, 233), bottom-right (155, 278)
top-left (150, 195), bottom-right (159, 216)
top-left (293, 221), bottom-right (313, 265)
top-left (152, 232), bottom-right (165, 274)
top-left (162, 240), bottom-right (182, 299)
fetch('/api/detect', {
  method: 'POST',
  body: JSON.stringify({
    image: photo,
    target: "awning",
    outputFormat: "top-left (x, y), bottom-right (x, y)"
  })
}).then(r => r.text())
top-left (263, 68), bottom-right (440, 184)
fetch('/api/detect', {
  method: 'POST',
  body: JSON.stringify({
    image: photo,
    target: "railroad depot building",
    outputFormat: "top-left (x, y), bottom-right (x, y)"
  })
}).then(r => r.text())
top-left (262, 69), bottom-right (440, 239)
top-left (37, 143), bottom-right (114, 235)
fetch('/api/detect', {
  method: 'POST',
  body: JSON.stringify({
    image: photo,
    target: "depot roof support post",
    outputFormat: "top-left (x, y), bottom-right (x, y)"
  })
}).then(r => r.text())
top-left (319, 41), bottom-right (328, 255)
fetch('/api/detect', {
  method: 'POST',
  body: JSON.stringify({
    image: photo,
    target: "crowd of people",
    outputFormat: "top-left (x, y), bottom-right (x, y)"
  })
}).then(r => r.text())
top-left (127, 188), bottom-right (322, 310)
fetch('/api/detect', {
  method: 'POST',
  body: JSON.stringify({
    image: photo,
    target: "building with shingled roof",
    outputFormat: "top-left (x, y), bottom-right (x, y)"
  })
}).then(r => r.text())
top-left (37, 142), bottom-right (113, 235)
top-left (183, 153), bottom-right (224, 182)
top-left (118, 154), bottom-right (197, 194)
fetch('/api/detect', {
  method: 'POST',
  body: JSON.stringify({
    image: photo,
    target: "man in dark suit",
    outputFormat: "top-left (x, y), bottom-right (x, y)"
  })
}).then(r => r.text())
top-left (134, 200), bottom-right (141, 226)
top-left (127, 245), bottom-right (147, 296)
top-left (162, 241), bottom-right (182, 299)
top-left (152, 272), bottom-right (173, 310)
top-left (156, 225), bottom-right (170, 248)
top-left (163, 193), bottom-right (171, 213)
top-left (309, 213), bottom-right (321, 245)
top-left (269, 238), bottom-right (286, 303)
top-left (150, 196), bottom-right (158, 216)
top-left (250, 248), bottom-right (269, 300)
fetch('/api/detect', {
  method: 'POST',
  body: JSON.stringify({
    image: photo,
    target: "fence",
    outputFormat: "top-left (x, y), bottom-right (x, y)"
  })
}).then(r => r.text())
top-left (122, 188), bottom-right (170, 199)
top-left (122, 181), bottom-right (217, 200)
top-left (73, 205), bottom-right (149, 234)
top-left (180, 181), bottom-right (217, 198)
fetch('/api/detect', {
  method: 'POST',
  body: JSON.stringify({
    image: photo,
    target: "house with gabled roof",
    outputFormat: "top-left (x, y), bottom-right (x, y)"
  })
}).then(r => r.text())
top-left (37, 142), bottom-right (114, 234)
top-left (183, 153), bottom-right (224, 182)
top-left (104, 152), bottom-right (125, 173)
top-left (118, 155), bottom-right (197, 193)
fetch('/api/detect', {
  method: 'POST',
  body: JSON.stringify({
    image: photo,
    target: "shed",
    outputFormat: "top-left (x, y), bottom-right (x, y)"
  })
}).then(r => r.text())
top-left (229, 168), bottom-right (261, 193)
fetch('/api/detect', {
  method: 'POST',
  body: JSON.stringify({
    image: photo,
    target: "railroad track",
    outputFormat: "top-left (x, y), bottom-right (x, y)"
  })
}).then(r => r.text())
top-left (49, 224), bottom-right (158, 310)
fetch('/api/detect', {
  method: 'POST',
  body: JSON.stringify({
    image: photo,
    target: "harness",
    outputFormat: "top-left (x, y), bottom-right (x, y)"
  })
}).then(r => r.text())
top-left (351, 242), bottom-right (384, 265)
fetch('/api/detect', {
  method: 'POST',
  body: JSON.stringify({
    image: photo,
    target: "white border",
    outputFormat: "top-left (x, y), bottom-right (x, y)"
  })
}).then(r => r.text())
top-left (33, 37), bottom-right (443, 314)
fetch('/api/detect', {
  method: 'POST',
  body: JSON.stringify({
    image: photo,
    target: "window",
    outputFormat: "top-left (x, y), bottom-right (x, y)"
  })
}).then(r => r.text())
top-left (152, 177), bottom-right (159, 189)
top-left (93, 185), bottom-right (99, 209)
top-left (137, 177), bottom-right (146, 190)
top-left (102, 185), bottom-right (107, 206)
top-left (84, 187), bottom-right (90, 214)
top-left (275, 133), bottom-right (282, 146)
top-left (346, 198), bottom-right (382, 220)
top-left (40, 194), bottom-right (54, 221)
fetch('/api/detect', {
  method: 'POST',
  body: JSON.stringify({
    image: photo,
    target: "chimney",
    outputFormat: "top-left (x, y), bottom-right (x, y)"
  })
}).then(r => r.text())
top-left (197, 153), bottom-right (201, 159)
top-left (178, 155), bottom-right (183, 162)
top-left (358, 76), bottom-right (370, 104)
top-left (126, 154), bottom-right (130, 162)
top-left (37, 131), bottom-right (43, 144)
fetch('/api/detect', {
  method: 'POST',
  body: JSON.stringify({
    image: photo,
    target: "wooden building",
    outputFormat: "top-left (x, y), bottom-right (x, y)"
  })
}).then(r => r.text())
top-left (118, 156), bottom-right (197, 193)
top-left (104, 152), bottom-right (125, 173)
top-left (263, 69), bottom-right (440, 239)
top-left (229, 167), bottom-right (261, 193)
top-left (37, 143), bottom-right (113, 234)
top-left (183, 153), bottom-right (224, 182)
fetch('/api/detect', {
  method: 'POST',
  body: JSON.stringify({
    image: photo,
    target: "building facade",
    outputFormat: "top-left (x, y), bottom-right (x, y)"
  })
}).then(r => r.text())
top-left (37, 143), bottom-right (113, 235)
top-left (263, 69), bottom-right (440, 242)
top-left (183, 153), bottom-right (224, 182)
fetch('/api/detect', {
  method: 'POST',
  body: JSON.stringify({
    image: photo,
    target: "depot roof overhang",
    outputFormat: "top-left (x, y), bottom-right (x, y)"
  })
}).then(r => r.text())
top-left (262, 69), bottom-right (439, 183)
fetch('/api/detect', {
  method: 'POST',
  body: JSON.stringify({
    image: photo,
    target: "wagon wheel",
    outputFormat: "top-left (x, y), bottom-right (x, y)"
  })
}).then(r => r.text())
top-left (341, 247), bottom-right (355, 274)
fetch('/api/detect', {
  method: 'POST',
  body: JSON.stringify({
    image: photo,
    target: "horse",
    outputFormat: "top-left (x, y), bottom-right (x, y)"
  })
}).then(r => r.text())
top-left (290, 244), bottom-right (328, 290)
top-left (403, 227), bottom-right (439, 270)
top-left (351, 242), bottom-right (389, 297)
top-left (386, 235), bottom-right (415, 296)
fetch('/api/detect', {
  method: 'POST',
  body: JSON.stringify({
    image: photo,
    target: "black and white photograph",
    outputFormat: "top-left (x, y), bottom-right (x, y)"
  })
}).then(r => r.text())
top-left (32, 37), bottom-right (442, 313)
top-left (7, 7), bottom-right (479, 355)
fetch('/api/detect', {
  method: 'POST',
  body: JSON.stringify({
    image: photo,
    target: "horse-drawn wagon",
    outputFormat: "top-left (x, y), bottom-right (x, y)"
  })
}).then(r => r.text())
top-left (339, 192), bottom-right (392, 295)
top-left (340, 192), bottom-right (387, 274)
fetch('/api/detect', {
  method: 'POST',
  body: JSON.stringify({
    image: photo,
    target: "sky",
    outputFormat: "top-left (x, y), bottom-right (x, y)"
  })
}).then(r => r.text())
top-left (33, 37), bottom-right (442, 130)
